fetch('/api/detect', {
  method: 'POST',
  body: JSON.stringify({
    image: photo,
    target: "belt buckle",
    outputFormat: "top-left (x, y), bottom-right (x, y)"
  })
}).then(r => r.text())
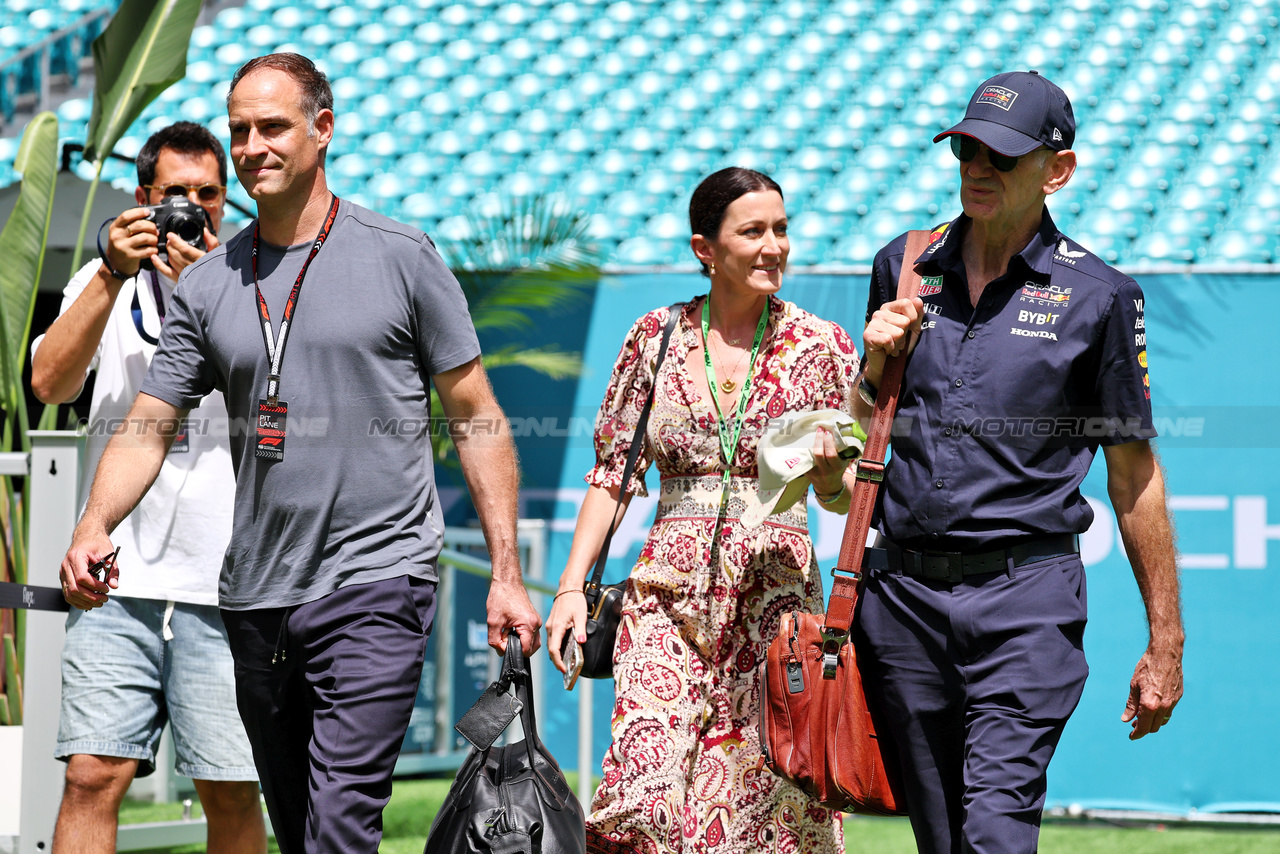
top-left (920, 552), bottom-right (963, 583)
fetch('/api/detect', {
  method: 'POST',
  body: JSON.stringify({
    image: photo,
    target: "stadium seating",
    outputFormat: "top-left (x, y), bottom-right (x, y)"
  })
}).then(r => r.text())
top-left (0, 1), bottom-right (115, 126)
top-left (3, 0), bottom-right (1280, 266)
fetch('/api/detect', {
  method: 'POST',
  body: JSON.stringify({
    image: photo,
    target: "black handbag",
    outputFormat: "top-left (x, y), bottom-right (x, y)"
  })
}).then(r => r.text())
top-left (425, 633), bottom-right (586, 854)
top-left (576, 302), bottom-right (685, 680)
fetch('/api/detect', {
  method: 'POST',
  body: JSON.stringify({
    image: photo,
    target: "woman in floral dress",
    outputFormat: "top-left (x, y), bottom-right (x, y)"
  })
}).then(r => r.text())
top-left (547, 168), bottom-right (860, 854)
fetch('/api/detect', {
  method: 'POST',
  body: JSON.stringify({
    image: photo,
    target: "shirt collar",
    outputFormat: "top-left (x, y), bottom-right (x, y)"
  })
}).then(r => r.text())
top-left (918, 209), bottom-right (1063, 281)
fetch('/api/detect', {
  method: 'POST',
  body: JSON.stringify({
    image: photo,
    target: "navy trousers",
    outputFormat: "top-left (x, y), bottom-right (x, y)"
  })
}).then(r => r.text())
top-left (222, 574), bottom-right (437, 854)
top-left (853, 554), bottom-right (1089, 854)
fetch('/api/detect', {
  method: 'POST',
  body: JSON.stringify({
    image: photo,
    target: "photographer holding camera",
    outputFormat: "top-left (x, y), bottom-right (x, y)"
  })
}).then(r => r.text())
top-left (30, 122), bottom-right (266, 854)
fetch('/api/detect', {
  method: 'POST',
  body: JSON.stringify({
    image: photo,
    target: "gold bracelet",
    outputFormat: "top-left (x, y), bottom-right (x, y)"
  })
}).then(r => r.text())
top-left (554, 589), bottom-right (585, 601)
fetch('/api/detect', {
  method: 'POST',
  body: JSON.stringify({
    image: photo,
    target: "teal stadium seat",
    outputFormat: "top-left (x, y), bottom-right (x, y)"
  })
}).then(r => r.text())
top-left (6, 0), bottom-right (1280, 267)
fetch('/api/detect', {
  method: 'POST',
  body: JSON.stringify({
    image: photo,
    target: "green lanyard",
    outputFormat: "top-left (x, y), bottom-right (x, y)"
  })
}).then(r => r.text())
top-left (701, 297), bottom-right (769, 496)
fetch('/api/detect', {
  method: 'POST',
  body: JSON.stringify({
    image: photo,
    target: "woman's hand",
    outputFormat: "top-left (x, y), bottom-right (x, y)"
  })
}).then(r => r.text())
top-left (806, 426), bottom-right (851, 499)
top-left (548, 483), bottom-right (629, 671)
top-left (547, 588), bottom-right (589, 674)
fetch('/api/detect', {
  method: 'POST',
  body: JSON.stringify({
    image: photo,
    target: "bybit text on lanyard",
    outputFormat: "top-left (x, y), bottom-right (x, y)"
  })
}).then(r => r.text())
top-left (701, 297), bottom-right (768, 501)
top-left (251, 194), bottom-right (341, 407)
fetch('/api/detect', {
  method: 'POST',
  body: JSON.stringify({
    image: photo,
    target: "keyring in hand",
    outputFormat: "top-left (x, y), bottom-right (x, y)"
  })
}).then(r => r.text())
top-left (87, 546), bottom-right (122, 583)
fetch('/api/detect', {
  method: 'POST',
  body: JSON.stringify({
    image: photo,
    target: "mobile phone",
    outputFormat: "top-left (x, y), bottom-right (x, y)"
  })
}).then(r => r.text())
top-left (562, 635), bottom-right (583, 691)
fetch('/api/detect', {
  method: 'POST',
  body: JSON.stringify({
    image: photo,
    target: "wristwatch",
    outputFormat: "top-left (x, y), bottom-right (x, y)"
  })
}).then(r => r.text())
top-left (99, 255), bottom-right (128, 281)
top-left (857, 376), bottom-right (878, 407)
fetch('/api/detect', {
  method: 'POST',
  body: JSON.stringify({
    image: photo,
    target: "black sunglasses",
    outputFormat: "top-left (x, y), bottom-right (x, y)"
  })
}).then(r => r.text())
top-left (950, 136), bottom-right (1024, 173)
top-left (144, 182), bottom-right (226, 203)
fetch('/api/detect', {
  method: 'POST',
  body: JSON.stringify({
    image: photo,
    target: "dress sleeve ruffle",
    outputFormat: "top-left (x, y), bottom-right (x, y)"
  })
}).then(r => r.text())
top-left (584, 306), bottom-right (674, 497)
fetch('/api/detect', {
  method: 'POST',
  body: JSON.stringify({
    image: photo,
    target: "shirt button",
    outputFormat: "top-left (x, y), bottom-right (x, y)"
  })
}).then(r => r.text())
top-left (967, 331), bottom-right (976, 339)
top-left (930, 532), bottom-right (940, 540)
top-left (936, 480), bottom-right (944, 489)
top-left (944, 428), bottom-right (953, 437)
top-left (954, 379), bottom-right (963, 387)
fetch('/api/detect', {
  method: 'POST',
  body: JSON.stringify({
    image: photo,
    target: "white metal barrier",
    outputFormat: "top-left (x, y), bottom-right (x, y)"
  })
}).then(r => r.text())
top-left (1, 432), bottom-right (81, 854)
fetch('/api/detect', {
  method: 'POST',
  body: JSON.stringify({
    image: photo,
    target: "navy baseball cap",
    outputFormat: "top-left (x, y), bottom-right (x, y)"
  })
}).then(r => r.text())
top-left (933, 70), bottom-right (1076, 156)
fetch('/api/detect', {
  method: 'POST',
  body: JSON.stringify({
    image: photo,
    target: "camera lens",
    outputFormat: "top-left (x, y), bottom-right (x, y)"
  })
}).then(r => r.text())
top-left (171, 213), bottom-right (204, 245)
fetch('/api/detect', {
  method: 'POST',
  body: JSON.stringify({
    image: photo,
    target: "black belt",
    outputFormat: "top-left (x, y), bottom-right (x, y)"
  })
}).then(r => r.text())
top-left (864, 534), bottom-right (1080, 583)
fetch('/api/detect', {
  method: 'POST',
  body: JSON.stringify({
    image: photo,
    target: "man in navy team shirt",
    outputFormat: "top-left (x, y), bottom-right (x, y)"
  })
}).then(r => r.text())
top-left (850, 70), bottom-right (1185, 854)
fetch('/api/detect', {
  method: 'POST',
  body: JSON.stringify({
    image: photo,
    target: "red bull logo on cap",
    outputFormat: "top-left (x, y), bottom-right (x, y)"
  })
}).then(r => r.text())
top-left (978, 85), bottom-right (1019, 111)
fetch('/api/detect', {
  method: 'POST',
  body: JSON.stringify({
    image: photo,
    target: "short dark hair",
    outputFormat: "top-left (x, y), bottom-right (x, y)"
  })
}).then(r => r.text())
top-left (688, 167), bottom-right (784, 277)
top-left (136, 121), bottom-right (227, 187)
top-left (227, 52), bottom-right (333, 129)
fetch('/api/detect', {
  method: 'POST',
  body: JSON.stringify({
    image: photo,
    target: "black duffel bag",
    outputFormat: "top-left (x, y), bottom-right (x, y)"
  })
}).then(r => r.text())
top-left (425, 632), bottom-right (586, 854)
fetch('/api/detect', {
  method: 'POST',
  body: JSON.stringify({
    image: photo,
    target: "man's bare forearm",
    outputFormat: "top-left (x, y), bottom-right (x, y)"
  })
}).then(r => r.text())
top-left (435, 357), bottom-right (543, 653)
top-left (434, 358), bottom-right (523, 582)
top-left (75, 393), bottom-right (186, 538)
top-left (31, 265), bottom-right (123, 404)
top-left (1107, 443), bottom-right (1184, 651)
top-left (452, 406), bottom-right (523, 583)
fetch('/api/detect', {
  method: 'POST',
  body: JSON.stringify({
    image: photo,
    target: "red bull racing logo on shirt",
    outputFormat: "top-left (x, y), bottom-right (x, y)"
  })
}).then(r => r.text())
top-left (1021, 283), bottom-right (1072, 306)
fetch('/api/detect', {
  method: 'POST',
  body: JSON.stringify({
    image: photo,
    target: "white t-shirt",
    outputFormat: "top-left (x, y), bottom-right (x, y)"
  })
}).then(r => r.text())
top-left (32, 261), bottom-right (234, 605)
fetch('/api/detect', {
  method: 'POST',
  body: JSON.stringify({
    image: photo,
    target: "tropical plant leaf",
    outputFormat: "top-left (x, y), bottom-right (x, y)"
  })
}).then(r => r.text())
top-left (461, 267), bottom-right (602, 332)
top-left (82, 0), bottom-right (202, 164)
top-left (36, 403), bottom-right (60, 431)
top-left (441, 195), bottom-right (603, 272)
top-left (429, 195), bottom-right (598, 473)
top-left (0, 112), bottom-right (58, 455)
top-left (443, 195), bottom-right (604, 333)
top-left (3, 633), bottom-right (20, 725)
top-left (481, 345), bottom-right (583, 380)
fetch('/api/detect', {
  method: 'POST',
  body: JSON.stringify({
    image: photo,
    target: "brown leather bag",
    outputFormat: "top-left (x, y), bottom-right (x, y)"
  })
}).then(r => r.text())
top-left (758, 230), bottom-right (931, 816)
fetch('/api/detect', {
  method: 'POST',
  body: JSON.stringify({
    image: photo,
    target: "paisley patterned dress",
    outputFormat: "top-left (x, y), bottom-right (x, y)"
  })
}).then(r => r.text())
top-left (584, 296), bottom-right (858, 854)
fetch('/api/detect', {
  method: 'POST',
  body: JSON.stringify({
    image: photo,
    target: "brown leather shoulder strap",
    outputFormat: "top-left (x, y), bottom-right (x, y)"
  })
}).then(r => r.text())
top-left (824, 230), bottom-right (931, 632)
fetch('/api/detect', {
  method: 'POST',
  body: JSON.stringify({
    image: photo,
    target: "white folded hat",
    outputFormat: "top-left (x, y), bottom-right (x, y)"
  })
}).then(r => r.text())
top-left (741, 409), bottom-right (866, 527)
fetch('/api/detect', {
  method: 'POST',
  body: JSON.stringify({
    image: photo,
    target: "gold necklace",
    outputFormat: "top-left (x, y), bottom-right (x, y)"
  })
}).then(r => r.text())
top-left (713, 337), bottom-right (750, 394)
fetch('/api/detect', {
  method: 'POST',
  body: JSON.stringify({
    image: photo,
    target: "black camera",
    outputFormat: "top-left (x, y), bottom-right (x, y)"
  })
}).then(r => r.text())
top-left (139, 197), bottom-right (212, 271)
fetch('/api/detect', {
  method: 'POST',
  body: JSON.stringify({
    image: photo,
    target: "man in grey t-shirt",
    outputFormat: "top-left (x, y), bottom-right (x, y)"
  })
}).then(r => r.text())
top-left (59, 53), bottom-right (543, 854)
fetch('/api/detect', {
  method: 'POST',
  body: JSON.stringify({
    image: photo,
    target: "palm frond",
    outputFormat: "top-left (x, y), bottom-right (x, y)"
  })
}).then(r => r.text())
top-left (481, 345), bottom-right (583, 380)
top-left (461, 271), bottom-right (598, 333)
top-left (442, 194), bottom-right (603, 273)
top-left (431, 194), bottom-right (597, 471)
top-left (443, 195), bottom-right (604, 332)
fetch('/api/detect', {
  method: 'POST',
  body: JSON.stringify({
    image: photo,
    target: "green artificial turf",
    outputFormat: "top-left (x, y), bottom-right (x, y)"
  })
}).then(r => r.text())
top-left (120, 776), bottom-right (1280, 854)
